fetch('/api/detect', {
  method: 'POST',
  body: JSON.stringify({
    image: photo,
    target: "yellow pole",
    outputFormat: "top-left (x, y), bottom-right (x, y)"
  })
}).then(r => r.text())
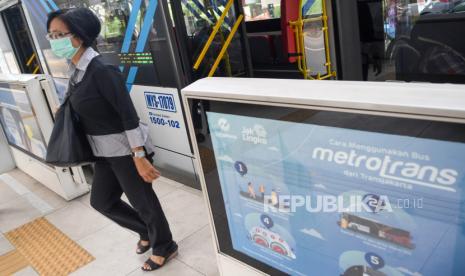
top-left (217, 23), bottom-right (233, 76)
top-left (193, 0), bottom-right (234, 70)
top-left (26, 53), bottom-right (36, 67)
top-left (303, 16), bottom-right (323, 23)
top-left (297, 0), bottom-right (306, 79)
top-left (290, 22), bottom-right (303, 75)
top-left (208, 15), bottom-right (244, 77)
top-left (300, 23), bottom-right (309, 79)
top-left (32, 66), bottom-right (40, 74)
top-left (291, 0), bottom-right (308, 79)
top-left (322, 0), bottom-right (333, 78)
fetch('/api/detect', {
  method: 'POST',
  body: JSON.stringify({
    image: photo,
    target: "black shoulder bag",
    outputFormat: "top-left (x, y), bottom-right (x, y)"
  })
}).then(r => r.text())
top-left (45, 81), bottom-right (95, 167)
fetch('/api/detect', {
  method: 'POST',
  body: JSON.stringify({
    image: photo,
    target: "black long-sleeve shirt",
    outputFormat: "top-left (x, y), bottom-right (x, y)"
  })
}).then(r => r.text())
top-left (67, 51), bottom-right (153, 157)
top-left (69, 55), bottom-right (139, 135)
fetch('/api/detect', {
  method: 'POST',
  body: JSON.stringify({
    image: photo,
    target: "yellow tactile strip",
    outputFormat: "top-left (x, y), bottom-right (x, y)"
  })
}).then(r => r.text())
top-left (0, 250), bottom-right (29, 276)
top-left (5, 217), bottom-right (94, 276)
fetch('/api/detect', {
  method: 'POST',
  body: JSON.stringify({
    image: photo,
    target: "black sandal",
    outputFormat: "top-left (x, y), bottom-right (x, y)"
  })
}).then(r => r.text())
top-left (136, 240), bottom-right (151, 255)
top-left (141, 242), bottom-right (178, 271)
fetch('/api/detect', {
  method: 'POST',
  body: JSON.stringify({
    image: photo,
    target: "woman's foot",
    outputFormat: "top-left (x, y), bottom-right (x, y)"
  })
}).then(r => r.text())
top-left (136, 240), bottom-right (151, 254)
top-left (141, 242), bottom-right (178, 271)
top-left (142, 255), bottom-right (165, 270)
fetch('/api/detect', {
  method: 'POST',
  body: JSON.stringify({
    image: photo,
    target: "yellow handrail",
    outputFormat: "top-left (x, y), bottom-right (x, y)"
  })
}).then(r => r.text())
top-left (303, 17), bottom-right (323, 23)
top-left (26, 53), bottom-right (36, 67)
top-left (298, 0), bottom-right (309, 79)
top-left (32, 66), bottom-right (40, 74)
top-left (290, 21), bottom-right (304, 76)
top-left (208, 14), bottom-right (244, 77)
top-left (193, 0), bottom-right (234, 70)
top-left (321, 0), bottom-right (334, 77)
top-left (290, 0), bottom-right (336, 80)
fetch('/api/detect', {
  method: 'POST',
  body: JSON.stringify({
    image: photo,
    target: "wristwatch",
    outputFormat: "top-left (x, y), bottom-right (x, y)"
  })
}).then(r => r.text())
top-left (132, 150), bottom-right (146, 159)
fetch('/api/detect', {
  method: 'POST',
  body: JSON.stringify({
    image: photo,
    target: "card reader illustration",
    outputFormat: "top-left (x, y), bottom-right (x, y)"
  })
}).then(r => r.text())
top-left (248, 226), bottom-right (296, 259)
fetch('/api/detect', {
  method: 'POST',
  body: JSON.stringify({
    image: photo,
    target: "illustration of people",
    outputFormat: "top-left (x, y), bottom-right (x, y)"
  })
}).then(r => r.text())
top-left (259, 184), bottom-right (265, 201)
top-left (247, 182), bottom-right (256, 199)
top-left (271, 189), bottom-right (278, 207)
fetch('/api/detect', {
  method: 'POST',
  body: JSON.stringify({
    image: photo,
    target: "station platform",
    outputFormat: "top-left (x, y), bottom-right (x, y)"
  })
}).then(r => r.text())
top-left (0, 169), bottom-right (219, 276)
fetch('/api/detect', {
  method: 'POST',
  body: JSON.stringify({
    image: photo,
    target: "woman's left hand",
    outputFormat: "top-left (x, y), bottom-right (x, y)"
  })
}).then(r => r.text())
top-left (134, 157), bottom-right (161, 183)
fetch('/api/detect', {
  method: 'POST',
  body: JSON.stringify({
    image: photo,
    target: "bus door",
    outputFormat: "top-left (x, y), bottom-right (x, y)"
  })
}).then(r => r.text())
top-left (242, 0), bottom-right (338, 79)
top-left (0, 2), bottom-right (42, 75)
top-left (243, 0), bottom-right (300, 78)
top-left (170, 0), bottom-right (252, 82)
top-left (169, 0), bottom-right (254, 149)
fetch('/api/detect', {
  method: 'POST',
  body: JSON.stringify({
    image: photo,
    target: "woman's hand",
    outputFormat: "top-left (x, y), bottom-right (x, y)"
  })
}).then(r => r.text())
top-left (134, 157), bottom-right (161, 183)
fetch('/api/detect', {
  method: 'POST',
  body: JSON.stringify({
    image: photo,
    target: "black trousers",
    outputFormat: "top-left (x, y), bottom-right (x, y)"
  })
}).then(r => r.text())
top-left (90, 155), bottom-right (173, 255)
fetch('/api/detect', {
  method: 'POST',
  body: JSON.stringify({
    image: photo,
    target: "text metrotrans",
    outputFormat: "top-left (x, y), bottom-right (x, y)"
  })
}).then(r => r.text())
top-left (312, 147), bottom-right (458, 192)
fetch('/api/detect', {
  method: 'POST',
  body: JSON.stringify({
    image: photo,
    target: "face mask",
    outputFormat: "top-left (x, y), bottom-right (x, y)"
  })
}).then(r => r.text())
top-left (50, 37), bottom-right (80, 59)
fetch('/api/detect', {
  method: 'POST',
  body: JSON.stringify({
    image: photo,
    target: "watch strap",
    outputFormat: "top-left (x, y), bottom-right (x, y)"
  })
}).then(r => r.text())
top-left (132, 150), bottom-right (146, 158)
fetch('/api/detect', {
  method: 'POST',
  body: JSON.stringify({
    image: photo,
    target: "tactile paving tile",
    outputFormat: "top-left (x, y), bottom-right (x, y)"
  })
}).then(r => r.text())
top-left (0, 250), bottom-right (29, 276)
top-left (5, 217), bottom-right (94, 276)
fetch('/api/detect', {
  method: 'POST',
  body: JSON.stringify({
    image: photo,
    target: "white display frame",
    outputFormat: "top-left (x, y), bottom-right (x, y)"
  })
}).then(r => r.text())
top-left (0, 74), bottom-right (89, 200)
top-left (181, 77), bottom-right (465, 276)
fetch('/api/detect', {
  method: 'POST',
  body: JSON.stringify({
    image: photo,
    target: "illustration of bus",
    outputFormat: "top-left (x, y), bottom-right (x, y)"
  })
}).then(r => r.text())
top-left (347, 221), bottom-right (371, 234)
top-left (339, 213), bottom-right (415, 249)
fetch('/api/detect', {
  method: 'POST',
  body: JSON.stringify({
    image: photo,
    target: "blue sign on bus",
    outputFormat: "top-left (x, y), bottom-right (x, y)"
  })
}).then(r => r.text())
top-left (144, 92), bottom-right (177, 113)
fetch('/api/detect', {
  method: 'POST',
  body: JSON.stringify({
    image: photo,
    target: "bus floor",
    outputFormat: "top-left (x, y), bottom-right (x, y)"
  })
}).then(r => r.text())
top-left (0, 169), bottom-right (219, 276)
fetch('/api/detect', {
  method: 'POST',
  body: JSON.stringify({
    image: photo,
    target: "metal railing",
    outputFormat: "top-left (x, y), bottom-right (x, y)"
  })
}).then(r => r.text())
top-left (26, 53), bottom-right (40, 74)
top-left (289, 0), bottom-right (336, 80)
top-left (192, 0), bottom-right (244, 77)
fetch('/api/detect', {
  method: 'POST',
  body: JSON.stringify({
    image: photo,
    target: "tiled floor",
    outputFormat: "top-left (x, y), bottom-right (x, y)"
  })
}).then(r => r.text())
top-left (0, 169), bottom-right (219, 276)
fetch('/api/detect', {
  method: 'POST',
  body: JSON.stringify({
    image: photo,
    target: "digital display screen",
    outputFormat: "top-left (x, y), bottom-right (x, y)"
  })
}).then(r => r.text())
top-left (118, 52), bottom-right (154, 65)
top-left (194, 100), bottom-right (465, 276)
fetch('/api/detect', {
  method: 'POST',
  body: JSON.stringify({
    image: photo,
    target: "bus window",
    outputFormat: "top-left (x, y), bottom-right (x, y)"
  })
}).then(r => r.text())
top-left (0, 21), bottom-right (21, 74)
top-left (0, 4), bottom-right (42, 75)
top-left (243, 0), bottom-right (281, 21)
top-left (358, 0), bottom-right (465, 83)
top-left (23, 0), bottom-right (180, 88)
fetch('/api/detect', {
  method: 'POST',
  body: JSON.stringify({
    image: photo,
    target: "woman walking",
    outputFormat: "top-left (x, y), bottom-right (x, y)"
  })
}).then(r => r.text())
top-left (46, 8), bottom-right (177, 271)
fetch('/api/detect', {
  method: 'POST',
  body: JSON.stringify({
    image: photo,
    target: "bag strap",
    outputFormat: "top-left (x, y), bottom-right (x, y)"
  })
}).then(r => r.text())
top-left (62, 69), bottom-right (81, 103)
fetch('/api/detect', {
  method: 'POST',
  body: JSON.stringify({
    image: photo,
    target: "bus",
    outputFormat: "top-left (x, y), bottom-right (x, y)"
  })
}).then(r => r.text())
top-left (0, 0), bottom-right (463, 189)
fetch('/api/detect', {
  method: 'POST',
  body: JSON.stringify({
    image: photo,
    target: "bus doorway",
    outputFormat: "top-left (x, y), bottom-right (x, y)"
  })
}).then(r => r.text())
top-left (170, 0), bottom-right (339, 80)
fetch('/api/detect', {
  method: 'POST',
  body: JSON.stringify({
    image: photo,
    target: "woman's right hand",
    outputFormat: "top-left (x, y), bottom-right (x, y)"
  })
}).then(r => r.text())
top-left (134, 157), bottom-right (161, 183)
